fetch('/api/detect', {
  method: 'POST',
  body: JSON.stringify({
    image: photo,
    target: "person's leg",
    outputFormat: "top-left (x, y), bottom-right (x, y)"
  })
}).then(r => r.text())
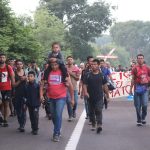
top-left (49, 99), bottom-right (56, 132)
top-left (104, 96), bottom-right (108, 109)
top-left (84, 96), bottom-right (89, 119)
top-left (66, 91), bottom-right (73, 120)
top-left (50, 98), bottom-right (66, 142)
top-left (134, 92), bottom-right (142, 125)
top-left (95, 101), bottom-right (103, 133)
top-left (16, 98), bottom-right (26, 131)
top-left (72, 90), bottom-right (78, 118)
top-left (141, 91), bottom-right (149, 123)
top-left (9, 98), bottom-right (14, 116)
top-left (54, 98), bottom-right (66, 136)
top-left (89, 101), bottom-right (96, 130)
top-left (29, 106), bottom-right (39, 134)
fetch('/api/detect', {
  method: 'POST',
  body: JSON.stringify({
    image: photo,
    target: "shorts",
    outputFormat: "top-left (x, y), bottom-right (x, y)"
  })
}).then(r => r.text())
top-left (0, 91), bottom-right (12, 102)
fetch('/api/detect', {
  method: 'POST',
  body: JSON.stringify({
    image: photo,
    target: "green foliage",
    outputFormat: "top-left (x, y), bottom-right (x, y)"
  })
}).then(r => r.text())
top-left (33, 7), bottom-right (65, 52)
top-left (40, 0), bottom-right (114, 60)
top-left (110, 21), bottom-right (150, 64)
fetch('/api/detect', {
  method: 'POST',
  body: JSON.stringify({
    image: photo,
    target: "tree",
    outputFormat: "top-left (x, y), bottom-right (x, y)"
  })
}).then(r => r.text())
top-left (40, 0), bottom-right (86, 21)
top-left (110, 21), bottom-right (150, 64)
top-left (0, 0), bottom-right (14, 51)
top-left (33, 7), bottom-right (65, 53)
top-left (40, 0), bottom-right (114, 60)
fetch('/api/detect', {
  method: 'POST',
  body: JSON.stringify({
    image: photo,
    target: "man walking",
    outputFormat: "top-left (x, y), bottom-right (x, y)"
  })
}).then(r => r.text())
top-left (130, 54), bottom-right (150, 126)
top-left (66, 56), bottom-right (80, 120)
top-left (0, 53), bottom-right (15, 127)
top-left (83, 59), bottom-right (109, 133)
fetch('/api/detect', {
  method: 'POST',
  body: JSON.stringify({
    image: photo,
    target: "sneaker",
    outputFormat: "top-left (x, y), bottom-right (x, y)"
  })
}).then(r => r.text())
top-left (19, 128), bottom-right (25, 132)
top-left (142, 120), bottom-right (146, 125)
top-left (48, 114), bottom-right (52, 120)
top-left (3, 120), bottom-right (8, 127)
top-left (137, 122), bottom-right (143, 127)
top-left (0, 116), bottom-right (4, 126)
top-left (32, 130), bottom-right (38, 135)
top-left (91, 125), bottom-right (96, 131)
top-left (97, 126), bottom-right (102, 134)
top-left (85, 116), bottom-right (89, 119)
top-left (72, 112), bottom-right (76, 118)
top-left (10, 113), bottom-right (14, 117)
top-left (52, 135), bottom-right (60, 142)
top-left (88, 121), bottom-right (92, 125)
top-left (68, 117), bottom-right (73, 122)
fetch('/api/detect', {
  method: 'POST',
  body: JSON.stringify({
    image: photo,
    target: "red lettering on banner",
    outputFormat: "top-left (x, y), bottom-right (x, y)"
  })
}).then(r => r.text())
top-left (123, 72), bottom-right (129, 78)
top-left (122, 86), bottom-right (125, 95)
top-left (119, 72), bottom-right (122, 80)
top-left (125, 85), bottom-right (131, 94)
top-left (116, 81), bottom-right (123, 88)
top-left (114, 89), bottom-right (120, 97)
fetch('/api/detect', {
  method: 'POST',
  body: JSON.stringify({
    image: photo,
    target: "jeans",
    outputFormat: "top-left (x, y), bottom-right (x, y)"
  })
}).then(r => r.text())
top-left (49, 98), bottom-right (66, 135)
top-left (28, 106), bottom-right (39, 131)
top-left (134, 90), bottom-right (149, 122)
top-left (15, 98), bottom-right (26, 128)
top-left (66, 91), bottom-right (72, 117)
top-left (66, 90), bottom-right (78, 117)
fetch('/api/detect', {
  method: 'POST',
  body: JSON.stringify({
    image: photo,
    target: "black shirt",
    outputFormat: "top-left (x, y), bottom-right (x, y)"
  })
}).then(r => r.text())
top-left (84, 72), bottom-right (107, 102)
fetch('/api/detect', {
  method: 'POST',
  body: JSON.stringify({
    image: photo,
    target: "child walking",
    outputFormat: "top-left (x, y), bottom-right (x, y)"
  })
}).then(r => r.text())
top-left (25, 71), bottom-right (41, 135)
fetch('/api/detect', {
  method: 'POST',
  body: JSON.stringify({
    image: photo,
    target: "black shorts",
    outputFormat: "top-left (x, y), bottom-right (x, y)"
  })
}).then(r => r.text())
top-left (0, 91), bottom-right (12, 102)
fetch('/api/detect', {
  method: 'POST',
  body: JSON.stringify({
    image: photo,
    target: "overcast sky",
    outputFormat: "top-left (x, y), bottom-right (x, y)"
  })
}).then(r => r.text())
top-left (9, 0), bottom-right (150, 22)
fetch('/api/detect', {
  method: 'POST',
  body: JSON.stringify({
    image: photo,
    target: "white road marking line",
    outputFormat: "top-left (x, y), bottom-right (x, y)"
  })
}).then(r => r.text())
top-left (65, 109), bottom-right (86, 150)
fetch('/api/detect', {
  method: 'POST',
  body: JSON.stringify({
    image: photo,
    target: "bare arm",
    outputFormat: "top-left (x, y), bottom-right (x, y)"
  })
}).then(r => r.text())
top-left (10, 74), bottom-right (16, 87)
top-left (103, 83), bottom-right (109, 99)
top-left (40, 80), bottom-right (45, 102)
top-left (67, 77), bottom-right (74, 106)
top-left (69, 71), bottom-right (80, 81)
top-left (83, 84), bottom-right (89, 98)
top-left (130, 75), bottom-right (135, 94)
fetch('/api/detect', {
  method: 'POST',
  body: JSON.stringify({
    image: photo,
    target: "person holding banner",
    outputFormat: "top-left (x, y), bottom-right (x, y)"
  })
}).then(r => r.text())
top-left (130, 54), bottom-right (150, 126)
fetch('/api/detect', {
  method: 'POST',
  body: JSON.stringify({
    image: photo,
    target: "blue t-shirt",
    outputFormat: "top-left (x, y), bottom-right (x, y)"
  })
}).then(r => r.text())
top-left (101, 67), bottom-right (111, 79)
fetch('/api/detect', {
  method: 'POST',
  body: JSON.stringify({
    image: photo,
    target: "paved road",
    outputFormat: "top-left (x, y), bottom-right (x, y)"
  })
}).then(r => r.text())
top-left (1, 98), bottom-right (150, 150)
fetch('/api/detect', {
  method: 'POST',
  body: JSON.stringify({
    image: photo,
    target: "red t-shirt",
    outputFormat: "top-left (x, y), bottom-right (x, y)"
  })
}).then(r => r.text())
top-left (132, 64), bottom-right (150, 84)
top-left (0, 65), bottom-right (14, 91)
top-left (47, 69), bottom-right (67, 99)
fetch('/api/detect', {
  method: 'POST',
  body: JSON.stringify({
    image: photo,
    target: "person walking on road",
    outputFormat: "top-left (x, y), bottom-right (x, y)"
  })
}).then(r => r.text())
top-left (40, 60), bottom-right (74, 142)
top-left (0, 53), bottom-right (15, 127)
top-left (25, 71), bottom-right (41, 135)
top-left (66, 56), bottom-right (80, 120)
top-left (83, 59), bottom-right (109, 134)
top-left (130, 54), bottom-right (150, 126)
top-left (14, 60), bottom-right (27, 132)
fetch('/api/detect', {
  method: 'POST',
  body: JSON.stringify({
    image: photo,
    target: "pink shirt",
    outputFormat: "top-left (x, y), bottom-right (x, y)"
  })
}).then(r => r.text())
top-left (47, 69), bottom-right (67, 99)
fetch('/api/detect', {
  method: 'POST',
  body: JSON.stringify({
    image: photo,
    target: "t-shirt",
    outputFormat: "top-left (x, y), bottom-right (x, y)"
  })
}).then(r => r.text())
top-left (84, 72), bottom-right (107, 102)
top-left (101, 67), bottom-right (111, 79)
top-left (132, 64), bottom-right (150, 84)
top-left (67, 66), bottom-right (80, 90)
top-left (0, 65), bottom-right (14, 91)
top-left (47, 69), bottom-right (67, 99)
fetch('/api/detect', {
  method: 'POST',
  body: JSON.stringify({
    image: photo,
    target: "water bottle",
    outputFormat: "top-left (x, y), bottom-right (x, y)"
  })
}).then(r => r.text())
top-left (127, 94), bottom-right (134, 101)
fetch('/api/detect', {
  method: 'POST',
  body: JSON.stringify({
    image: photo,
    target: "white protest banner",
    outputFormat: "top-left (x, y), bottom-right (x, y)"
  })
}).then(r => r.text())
top-left (109, 71), bottom-right (132, 98)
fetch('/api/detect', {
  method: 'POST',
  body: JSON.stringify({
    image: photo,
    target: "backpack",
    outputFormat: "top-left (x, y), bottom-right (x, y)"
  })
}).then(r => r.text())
top-left (133, 65), bottom-right (150, 84)
top-left (86, 71), bottom-right (105, 82)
